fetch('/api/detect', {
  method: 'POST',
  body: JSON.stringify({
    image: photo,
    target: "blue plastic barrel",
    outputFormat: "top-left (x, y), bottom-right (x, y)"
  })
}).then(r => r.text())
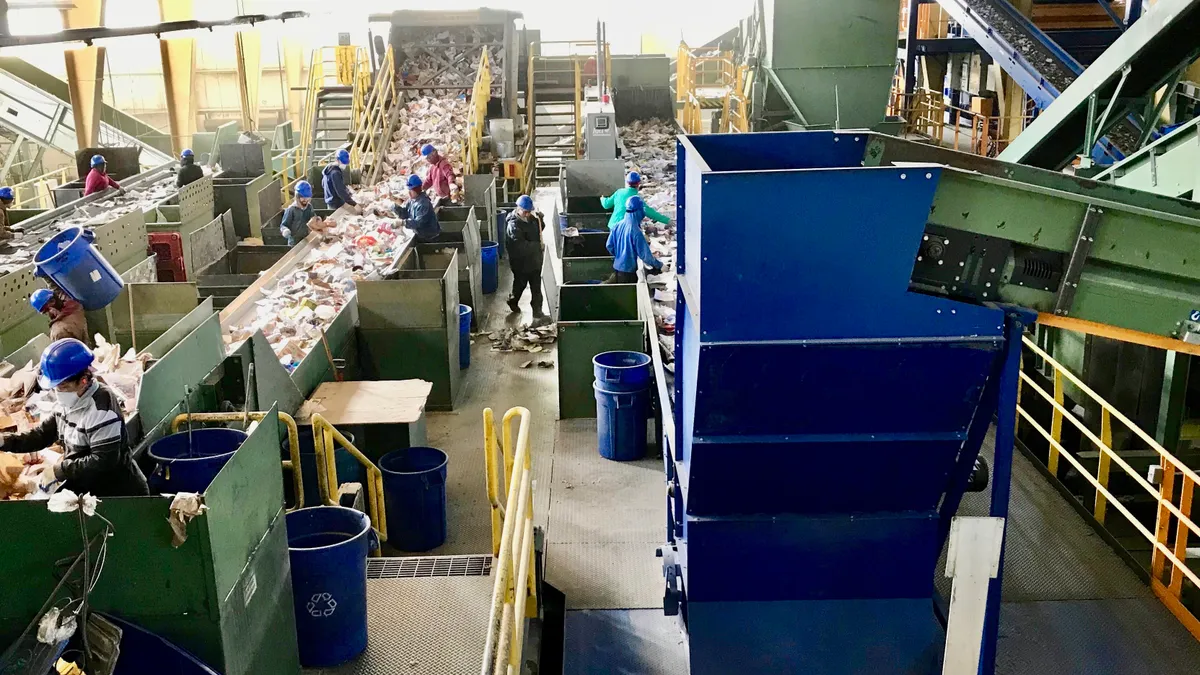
top-left (282, 427), bottom-right (365, 508)
top-left (147, 428), bottom-right (247, 493)
top-left (496, 208), bottom-right (509, 258)
top-left (287, 506), bottom-right (373, 668)
top-left (107, 614), bottom-right (220, 675)
top-left (459, 304), bottom-right (472, 369)
top-left (33, 226), bottom-right (124, 310)
top-left (594, 383), bottom-right (649, 461)
top-left (593, 351), bottom-right (652, 393)
top-left (481, 241), bottom-right (499, 294)
top-left (379, 447), bottom-right (448, 551)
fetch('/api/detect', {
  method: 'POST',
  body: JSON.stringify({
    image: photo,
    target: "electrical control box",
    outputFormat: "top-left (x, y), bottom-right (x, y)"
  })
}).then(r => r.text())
top-left (583, 100), bottom-right (617, 160)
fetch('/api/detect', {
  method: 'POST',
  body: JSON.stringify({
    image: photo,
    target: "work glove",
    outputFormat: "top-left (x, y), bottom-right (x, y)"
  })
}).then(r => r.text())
top-left (280, 227), bottom-right (294, 246)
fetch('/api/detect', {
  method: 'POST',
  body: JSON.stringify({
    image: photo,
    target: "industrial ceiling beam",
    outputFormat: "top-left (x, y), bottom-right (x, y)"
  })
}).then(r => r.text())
top-left (158, 0), bottom-right (195, 157)
top-left (0, 11), bottom-right (307, 48)
top-left (62, 0), bottom-right (104, 150)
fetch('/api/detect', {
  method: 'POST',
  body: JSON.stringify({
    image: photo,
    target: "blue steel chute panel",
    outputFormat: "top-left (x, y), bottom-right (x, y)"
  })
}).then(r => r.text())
top-left (665, 131), bottom-right (1029, 675)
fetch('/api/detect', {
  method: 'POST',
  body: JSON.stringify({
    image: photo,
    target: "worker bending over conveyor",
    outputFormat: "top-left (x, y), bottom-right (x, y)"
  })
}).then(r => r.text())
top-left (601, 171), bottom-right (671, 229)
top-left (391, 174), bottom-right (442, 243)
top-left (279, 180), bottom-right (329, 246)
top-left (175, 148), bottom-right (204, 188)
top-left (420, 144), bottom-right (458, 205)
top-left (322, 149), bottom-right (360, 219)
top-left (83, 155), bottom-right (124, 197)
top-left (606, 195), bottom-right (663, 284)
top-left (30, 286), bottom-right (89, 345)
top-left (506, 194), bottom-right (547, 319)
top-left (3, 339), bottom-right (148, 497)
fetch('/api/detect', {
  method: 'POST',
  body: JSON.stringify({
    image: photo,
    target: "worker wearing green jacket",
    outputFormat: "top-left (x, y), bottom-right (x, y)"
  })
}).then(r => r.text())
top-left (601, 171), bottom-right (671, 228)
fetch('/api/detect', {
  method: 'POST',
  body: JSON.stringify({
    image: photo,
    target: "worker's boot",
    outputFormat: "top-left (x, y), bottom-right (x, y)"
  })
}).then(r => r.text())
top-left (507, 297), bottom-right (520, 313)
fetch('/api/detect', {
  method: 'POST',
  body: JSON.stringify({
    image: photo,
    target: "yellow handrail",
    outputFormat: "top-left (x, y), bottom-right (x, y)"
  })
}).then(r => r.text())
top-left (171, 411), bottom-right (303, 511)
top-left (463, 49), bottom-right (492, 176)
top-left (312, 413), bottom-right (388, 551)
top-left (10, 166), bottom-right (72, 209)
top-left (481, 407), bottom-right (537, 675)
top-left (351, 46), bottom-right (396, 173)
top-left (299, 45), bottom-right (368, 174)
top-left (1017, 336), bottom-right (1200, 639)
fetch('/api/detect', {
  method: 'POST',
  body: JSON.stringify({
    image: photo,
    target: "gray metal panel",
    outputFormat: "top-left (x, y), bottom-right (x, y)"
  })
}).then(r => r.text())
top-left (1096, 117), bottom-right (1200, 198)
top-left (357, 278), bottom-right (448, 329)
top-left (188, 211), bottom-right (233, 276)
top-left (563, 159), bottom-right (626, 200)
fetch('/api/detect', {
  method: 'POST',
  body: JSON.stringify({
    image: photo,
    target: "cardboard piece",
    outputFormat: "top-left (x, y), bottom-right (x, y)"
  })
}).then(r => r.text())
top-left (295, 379), bottom-right (433, 425)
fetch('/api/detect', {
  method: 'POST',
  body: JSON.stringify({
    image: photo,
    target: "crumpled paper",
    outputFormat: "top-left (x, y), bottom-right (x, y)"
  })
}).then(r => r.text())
top-left (47, 489), bottom-right (98, 515)
top-left (37, 607), bottom-right (78, 645)
top-left (168, 492), bottom-right (207, 547)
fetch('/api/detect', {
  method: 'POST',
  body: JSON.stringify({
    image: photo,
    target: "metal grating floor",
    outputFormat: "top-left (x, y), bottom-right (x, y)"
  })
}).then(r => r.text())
top-left (303, 574), bottom-right (495, 675)
top-left (367, 554), bottom-right (492, 579)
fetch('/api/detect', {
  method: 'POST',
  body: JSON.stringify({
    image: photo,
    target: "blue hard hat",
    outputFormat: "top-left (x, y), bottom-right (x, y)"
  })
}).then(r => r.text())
top-left (516, 195), bottom-right (534, 211)
top-left (0, 186), bottom-right (13, 201)
top-left (30, 288), bottom-right (53, 312)
top-left (90, 154), bottom-right (106, 168)
top-left (625, 195), bottom-right (645, 212)
top-left (406, 174), bottom-right (424, 190)
top-left (295, 180), bottom-right (313, 199)
top-left (181, 148), bottom-right (194, 159)
top-left (337, 149), bottom-right (351, 165)
top-left (39, 338), bottom-right (95, 388)
top-left (626, 171), bottom-right (642, 186)
top-left (421, 144), bottom-right (436, 157)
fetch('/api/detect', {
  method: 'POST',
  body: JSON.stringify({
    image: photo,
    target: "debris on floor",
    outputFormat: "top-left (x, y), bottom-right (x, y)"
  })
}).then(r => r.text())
top-left (488, 324), bottom-right (557, 353)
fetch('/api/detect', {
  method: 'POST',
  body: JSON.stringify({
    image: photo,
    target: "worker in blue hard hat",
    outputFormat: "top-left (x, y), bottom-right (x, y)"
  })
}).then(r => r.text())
top-left (321, 148), bottom-right (360, 218)
top-left (175, 148), bottom-right (204, 188)
top-left (392, 173), bottom-right (441, 243)
top-left (505, 194), bottom-right (547, 319)
top-left (6, 339), bottom-right (148, 497)
top-left (30, 285), bottom-right (88, 344)
top-left (420, 144), bottom-right (458, 203)
top-left (0, 185), bottom-right (14, 244)
top-left (605, 195), bottom-right (663, 284)
top-left (601, 170), bottom-right (671, 229)
top-left (279, 180), bottom-right (329, 246)
top-left (84, 154), bottom-right (124, 197)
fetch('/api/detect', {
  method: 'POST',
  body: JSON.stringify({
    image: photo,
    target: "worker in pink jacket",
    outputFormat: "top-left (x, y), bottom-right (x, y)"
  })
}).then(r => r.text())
top-left (420, 144), bottom-right (457, 202)
top-left (83, 155), bottom-right (124, 197)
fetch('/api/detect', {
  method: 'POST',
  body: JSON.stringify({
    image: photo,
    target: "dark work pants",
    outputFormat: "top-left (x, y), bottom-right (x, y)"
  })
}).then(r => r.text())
top-left (510, 269), bottom-right (544, 312)
top-left (605, 270), bottom-right (638, 284)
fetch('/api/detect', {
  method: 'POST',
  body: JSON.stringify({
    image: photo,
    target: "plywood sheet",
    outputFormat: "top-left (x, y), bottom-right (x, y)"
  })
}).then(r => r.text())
top-left (296, 379), bottom-right (433, 425)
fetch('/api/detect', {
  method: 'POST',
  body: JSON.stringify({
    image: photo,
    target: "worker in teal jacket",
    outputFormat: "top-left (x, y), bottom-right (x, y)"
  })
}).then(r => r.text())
top-left (605, 195), bottom-right (663, 284)
top-left (600, 171), bottom-right (670, 229)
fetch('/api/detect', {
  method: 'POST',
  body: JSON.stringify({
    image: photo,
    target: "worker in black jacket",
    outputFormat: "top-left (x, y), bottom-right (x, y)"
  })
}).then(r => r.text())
top-left (505, 195), bottom-right (547, 320)
top-left (4, 339), bottom-right (148, 497)
top-left (176, 148), bottom-right (204, 188)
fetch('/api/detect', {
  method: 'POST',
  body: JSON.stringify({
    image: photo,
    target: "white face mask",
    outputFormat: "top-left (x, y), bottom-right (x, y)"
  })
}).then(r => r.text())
top-left (55, 389), bottom-right (80, 408)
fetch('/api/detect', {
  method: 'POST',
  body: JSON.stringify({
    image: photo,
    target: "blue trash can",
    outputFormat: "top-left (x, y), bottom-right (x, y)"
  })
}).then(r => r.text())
top-left (481, 241), bottom-right (499, 294)
top-left (594, 383), bottom-right (650, 461)
top-left (496, 208), bottom-right (510, 258)
top-left (458, 304), bottom-right (472, 369)
top-left (148, 428), bottom-right (247, 493)
top-left (593, 351), bottom-right (652, 393)
top-left (282, 427), bottom-right (365, 508)
top-left (379, 447), bottom-right (448, 551)
top-left (287, 506), bottom-right (373, 668)
top-left (33, 226), bottom-right (124, 310)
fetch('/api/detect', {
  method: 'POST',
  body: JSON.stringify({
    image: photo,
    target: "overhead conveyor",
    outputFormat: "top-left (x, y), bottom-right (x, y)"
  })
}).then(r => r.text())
top-left (998, 0), bottom-right (1200, 169)
top-left (1093, 115), bottom-right (1200, 198)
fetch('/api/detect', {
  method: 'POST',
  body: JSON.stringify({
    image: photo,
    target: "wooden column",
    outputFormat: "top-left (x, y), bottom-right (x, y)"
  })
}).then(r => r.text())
top-left (61, 0), bottom-right (106, 150)
top-left (157, 0), bottom-right (195, 156)
top-left (235, 31), bottom-right (263, 132)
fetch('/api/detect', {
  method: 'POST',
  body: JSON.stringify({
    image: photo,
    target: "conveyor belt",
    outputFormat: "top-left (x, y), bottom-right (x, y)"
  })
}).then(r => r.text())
top-left (939, 431), bottom-right (1200, 673)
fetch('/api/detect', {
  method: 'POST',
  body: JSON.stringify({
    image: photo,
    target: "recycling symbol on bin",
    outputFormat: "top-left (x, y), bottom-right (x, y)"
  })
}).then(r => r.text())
top-left (307, 592), bottom-right (337, 617)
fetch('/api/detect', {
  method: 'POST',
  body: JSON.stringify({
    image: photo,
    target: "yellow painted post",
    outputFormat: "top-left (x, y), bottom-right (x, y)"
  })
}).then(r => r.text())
top-left (157, 0), bottom-right (196, 157)
top-left (484, 408), bottom-right (502, 557)
top-left (1048, 369), bottom-right (1064, 475)
top-left (1169, 477), bottom-right (1194, 594)
top-left (235, 31), bottom-right (263, 132)
top-left (1152, 460), bottom-right (1177, 582)
top-left (1094, 408), bottom-right (1113, 523)
top-left (62, 0), bottom-right (106, 151)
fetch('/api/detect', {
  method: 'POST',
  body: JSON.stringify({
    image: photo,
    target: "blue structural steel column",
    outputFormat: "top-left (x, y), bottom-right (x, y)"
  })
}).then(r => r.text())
top-left (157, 0), bottom-right (195, 157)
top-left (61, 0), bottom-right (105, 150)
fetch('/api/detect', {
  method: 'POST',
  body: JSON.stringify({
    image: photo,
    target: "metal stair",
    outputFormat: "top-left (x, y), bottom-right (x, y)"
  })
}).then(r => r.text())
top-left (530, 56), bottom-right (581, 182)
top-left (309, 85), bottom-right (355, 161)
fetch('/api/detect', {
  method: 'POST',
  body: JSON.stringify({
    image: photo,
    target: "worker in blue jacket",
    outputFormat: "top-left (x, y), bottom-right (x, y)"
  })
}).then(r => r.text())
top-left (321, 149), bottom-right (359, 215)
top-left (279, 180), bottom-right (328, 246)
top-left (393, 174), bottom-right (441, 243)
top-left (606, 195), bottom-right (663, 284)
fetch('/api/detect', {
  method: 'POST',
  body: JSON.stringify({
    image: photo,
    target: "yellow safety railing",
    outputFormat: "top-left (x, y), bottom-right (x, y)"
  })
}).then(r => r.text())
top-left (171, 411), bottom-right (304, 510)
top-left (298, 45), bottom-right (369, 175)
top-left (312, 413), bottom-right (388, 550)
top-left (888, 86), bottom-right (1033, 158)
top-left (351, 46), bottom-right (396, 173)
top-left (1017, 336), bottom-right (1200, 639)
top-left (463, 49), bottom-right (493, 176)
top-left (481, 407), bottom-right (538, 675)
top-left (722, 65), bottom-right (752, 133)
top-left (10, 166), bottom-right (72, 209)
top-left (676, 42), bottom-right (741, 134)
